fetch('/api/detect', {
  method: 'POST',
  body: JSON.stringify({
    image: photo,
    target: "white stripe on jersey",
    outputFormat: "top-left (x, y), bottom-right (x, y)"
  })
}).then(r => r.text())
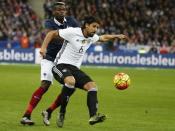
top-left (55, 27), bottom-right (99, 68)
top-left (55, 40), bottom-right (67, 64)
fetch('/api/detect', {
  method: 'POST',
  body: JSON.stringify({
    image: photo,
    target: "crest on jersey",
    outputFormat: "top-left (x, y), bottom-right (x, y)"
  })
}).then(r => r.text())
top-left (81, 39), bottom-right (91, 45)
top-left (82, 40), bottom-right (87, 45)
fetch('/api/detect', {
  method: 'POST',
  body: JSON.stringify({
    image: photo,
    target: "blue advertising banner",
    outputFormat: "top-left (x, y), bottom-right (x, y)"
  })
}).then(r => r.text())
top-left (0, 49), bottom-right (35, 63)
top-left (83, 51), bottom-right (175, 68)
top-left (0, 48), bottom-right (175, 68)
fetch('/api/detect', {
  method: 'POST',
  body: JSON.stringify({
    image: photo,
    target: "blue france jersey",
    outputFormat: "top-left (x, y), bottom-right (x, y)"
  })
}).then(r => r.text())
top-left (44, 16), bottom-right (79, 61)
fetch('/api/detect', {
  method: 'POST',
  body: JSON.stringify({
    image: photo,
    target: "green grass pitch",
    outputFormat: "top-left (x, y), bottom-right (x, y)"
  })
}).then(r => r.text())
top-left (0, 64), bottom-right (175, 131)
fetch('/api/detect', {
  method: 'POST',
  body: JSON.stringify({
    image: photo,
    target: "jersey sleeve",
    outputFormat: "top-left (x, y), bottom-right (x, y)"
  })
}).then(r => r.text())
top-left (59, 27), bottom-right (74, 41)
top-left (92, 34), bottom-right (100, 43)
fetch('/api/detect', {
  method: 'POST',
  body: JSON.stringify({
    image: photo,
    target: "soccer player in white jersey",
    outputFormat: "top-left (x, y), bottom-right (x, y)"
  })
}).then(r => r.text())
top-left (40, 16), bottom-right (127, 127)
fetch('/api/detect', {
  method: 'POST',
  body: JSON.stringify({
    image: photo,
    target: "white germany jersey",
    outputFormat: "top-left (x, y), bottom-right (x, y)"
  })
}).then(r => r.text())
top-left (55, 27), bottom-right (99, 68)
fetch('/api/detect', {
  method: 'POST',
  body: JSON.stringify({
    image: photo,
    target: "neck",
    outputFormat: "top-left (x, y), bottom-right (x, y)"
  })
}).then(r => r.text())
top-left (55, 16), bottom-right (64, 24)
top-left (81, 27), bottom-right (88, 38)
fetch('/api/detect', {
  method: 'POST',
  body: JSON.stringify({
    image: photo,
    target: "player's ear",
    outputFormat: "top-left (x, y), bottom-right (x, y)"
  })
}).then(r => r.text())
top-left (85, 23), bottom-right (89, 28)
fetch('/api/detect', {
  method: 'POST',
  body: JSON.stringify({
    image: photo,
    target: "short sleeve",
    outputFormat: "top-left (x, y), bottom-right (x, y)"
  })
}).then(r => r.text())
top-left (92, 34), bottom-right (100, 43)
top-left (59, 27), bottom-right (74, 41)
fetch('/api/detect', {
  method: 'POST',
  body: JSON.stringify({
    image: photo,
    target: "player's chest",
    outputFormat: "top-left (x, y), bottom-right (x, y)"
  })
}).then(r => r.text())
top-left (70, 37), bottom-right (93, 49)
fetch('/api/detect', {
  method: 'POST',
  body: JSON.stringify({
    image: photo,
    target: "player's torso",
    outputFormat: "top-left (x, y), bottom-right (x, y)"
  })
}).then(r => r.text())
top-left (45, 17), bottom-right (79, 61)
top-left (57, 28), bottom-right (94, 68)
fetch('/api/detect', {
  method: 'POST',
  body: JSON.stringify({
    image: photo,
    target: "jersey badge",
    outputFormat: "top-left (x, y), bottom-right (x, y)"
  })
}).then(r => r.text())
top-left (81, 39), bottom-right (88, 45)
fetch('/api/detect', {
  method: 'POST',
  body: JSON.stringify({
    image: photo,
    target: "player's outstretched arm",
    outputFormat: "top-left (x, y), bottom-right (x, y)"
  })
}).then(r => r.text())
top-left (40, 30), bottom-right (60, 57)
top-left (99, 34), bottom-right (128, 42)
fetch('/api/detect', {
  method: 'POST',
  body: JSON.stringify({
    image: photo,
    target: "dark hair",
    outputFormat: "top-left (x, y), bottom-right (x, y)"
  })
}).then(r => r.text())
top-left (52, 1), bottom-right (65, 10)
top-left (82, 16), bottom-right (100, 28)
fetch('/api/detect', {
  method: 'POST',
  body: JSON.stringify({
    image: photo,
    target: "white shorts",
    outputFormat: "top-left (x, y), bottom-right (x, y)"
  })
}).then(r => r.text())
top-left (40, 59), bottom-right (55, 82)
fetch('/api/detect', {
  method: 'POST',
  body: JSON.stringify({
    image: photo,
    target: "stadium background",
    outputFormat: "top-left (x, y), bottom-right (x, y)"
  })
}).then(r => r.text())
top-left (0, 0), bottom-right (175, 68)
top-left (0, 0), bottom-right (175, 131)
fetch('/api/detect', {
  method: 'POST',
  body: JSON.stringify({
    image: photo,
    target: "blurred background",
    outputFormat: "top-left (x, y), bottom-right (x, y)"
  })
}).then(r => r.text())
top-left (1, 1), bottom-right (175, 131)
top-left (0, 0), bottom-right (175, 67)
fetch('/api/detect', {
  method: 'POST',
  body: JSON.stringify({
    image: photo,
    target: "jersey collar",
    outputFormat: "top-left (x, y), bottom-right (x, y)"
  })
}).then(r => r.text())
top-left (54, 17), bottom-right (67, 26)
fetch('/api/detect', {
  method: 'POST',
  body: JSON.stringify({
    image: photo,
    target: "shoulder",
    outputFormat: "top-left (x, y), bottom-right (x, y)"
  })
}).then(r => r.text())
top-left (67, 27), bottom-right (81, 34)
top-left (61, 27), bottom-right (80, 32)
top-left (92, 34), bottom-right (100, 42)
top-left (93, 34), bottom-right (99, 39)
top-left (59, 27), bottom-right (81, 38)
top-left (44, 18), bottom-right (57, 29)
top-left (65, 16), bottom-right (76, 21)
top-left (44, 19), bottom-right (54, 25)
top-left (65, 16), bottom-right (80, 27)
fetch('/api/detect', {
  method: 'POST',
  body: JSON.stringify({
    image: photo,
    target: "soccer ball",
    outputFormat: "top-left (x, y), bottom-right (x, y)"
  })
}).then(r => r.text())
top-left (113, 72), bottom-right (131, 90)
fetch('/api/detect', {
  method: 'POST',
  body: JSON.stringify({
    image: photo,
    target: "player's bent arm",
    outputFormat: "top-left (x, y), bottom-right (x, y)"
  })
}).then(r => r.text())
top-left (40, 30), bottom-right (60, 56)
top-left (99, 34), bottom-right (128, 42)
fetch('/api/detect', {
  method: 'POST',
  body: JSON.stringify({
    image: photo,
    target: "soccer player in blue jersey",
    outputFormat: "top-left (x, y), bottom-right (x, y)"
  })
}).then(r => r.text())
top-left (40, 16), bottom-right (127, 127)
top-left (20, 1), bottom-right (79, 125)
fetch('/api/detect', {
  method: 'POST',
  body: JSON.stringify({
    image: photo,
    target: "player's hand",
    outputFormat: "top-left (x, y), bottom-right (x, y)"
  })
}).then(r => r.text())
top-left (116, 34), bottom-right (129, 40)
top-left (39, 49), bottom-right (46, 58)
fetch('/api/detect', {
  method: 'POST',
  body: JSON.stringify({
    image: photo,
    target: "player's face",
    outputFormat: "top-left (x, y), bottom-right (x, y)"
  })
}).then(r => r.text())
top-left (86, 22), bottom-right (100, 37)
top-left (53, 5), bottom-right (66, 20)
